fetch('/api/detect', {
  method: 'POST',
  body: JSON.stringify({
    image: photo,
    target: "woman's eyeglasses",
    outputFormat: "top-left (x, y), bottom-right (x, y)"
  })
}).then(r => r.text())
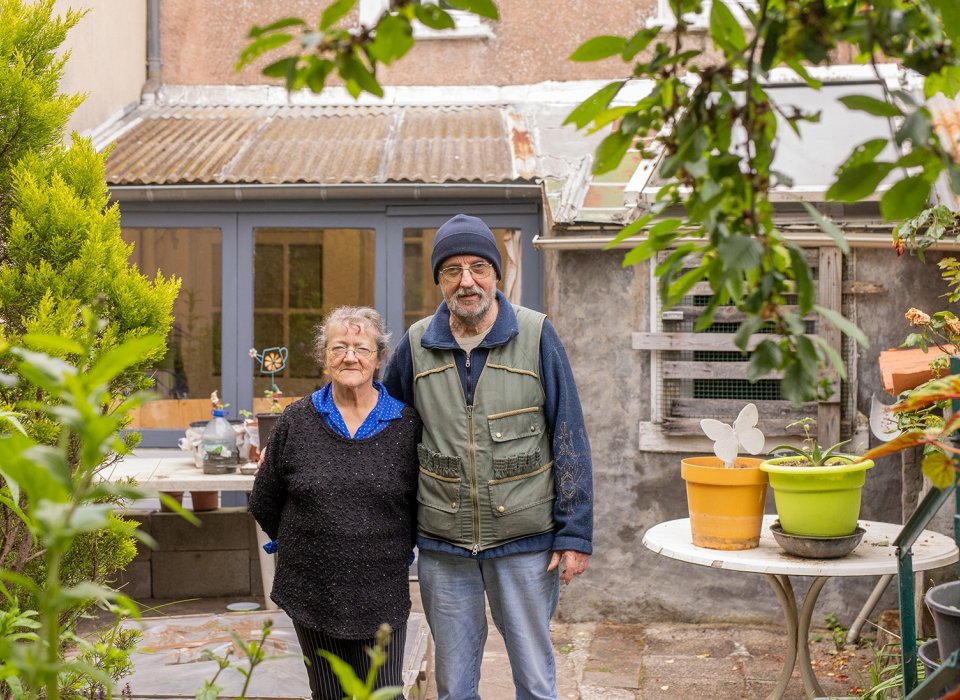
top-left (328, 345), bottom-right (375, 359)
top-left (438, 261), bottom-right (494, 283)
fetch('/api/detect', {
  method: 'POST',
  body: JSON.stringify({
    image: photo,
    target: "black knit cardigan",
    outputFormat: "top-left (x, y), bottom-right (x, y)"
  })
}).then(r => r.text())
top-left (248, 396), bottom-right (421, 638)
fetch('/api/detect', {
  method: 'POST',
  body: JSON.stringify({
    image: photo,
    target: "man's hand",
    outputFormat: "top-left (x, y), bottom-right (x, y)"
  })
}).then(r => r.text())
top-left (548, 550), bottom-right (589, 584)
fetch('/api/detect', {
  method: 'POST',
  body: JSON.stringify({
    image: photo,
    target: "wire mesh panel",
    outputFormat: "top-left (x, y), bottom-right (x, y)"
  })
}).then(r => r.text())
top-left (651, 250), bottom-right (822, 435)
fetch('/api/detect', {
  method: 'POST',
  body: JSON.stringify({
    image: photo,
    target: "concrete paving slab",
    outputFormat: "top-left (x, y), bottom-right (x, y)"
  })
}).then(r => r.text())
top-left (118, 608), bottom-right (427, 699)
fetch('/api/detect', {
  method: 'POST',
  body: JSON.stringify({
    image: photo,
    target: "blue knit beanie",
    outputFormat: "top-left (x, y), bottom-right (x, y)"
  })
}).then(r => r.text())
top-left (431, 214), bottom-right (502, 284)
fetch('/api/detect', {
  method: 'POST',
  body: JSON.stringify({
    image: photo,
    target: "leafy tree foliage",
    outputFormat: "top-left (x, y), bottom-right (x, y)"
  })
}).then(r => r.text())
top-left (0, 0), bottom-right (178, 654)
top-left (242, 0), bottom-right (960, 405)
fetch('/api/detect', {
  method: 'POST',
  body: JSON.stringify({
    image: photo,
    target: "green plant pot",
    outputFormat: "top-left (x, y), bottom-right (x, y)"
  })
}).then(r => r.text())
top-left (759, 456), bottom-right (874, 537)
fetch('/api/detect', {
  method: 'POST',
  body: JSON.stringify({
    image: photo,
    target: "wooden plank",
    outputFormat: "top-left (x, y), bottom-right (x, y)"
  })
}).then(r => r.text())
top-left (818, 247), bottom-right (843, 448)
top-left (633, 332), bottom-right (766, 351)
top-left (659, 417), bottom-right (811, 436)
top-left (669, 398), bottom-right (816, 420)
top-left (843, 280), bottom-right (885, 295)
top-left (661, 360), bottom-right (784, 380)
top-left (660, 305), bottom-right (815, 324)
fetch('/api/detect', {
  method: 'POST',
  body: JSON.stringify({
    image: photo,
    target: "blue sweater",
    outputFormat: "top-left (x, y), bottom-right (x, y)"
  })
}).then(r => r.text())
top-left (382, 291), bottom-right (593, 558)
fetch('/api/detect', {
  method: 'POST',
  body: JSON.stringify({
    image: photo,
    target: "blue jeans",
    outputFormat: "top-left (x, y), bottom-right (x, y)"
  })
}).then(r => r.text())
top-left (419, 549), bottom-right (561, 700)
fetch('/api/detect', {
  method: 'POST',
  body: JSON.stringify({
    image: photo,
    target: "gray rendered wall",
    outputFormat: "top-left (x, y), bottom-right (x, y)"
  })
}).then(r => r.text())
top-left (546, 245), bottom-right (956, 626)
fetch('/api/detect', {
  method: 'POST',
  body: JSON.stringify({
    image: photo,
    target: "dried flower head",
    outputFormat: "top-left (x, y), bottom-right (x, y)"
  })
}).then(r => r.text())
top-left (905, 308), bottom-right (931, 326)
top-left (946, 317), bottom-right (960, 337)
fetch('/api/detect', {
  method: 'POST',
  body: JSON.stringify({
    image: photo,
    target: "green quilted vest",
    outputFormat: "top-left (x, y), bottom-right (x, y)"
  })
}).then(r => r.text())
top-left (409, 305), bottom-right (556, 553)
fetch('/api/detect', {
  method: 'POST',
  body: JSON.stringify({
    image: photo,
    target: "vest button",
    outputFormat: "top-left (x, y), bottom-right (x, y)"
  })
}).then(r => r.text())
top-left (495, 432), bottom-right (502, 438)
top-left (530, 425), bottom-right (536, 432)
top-left (497, 505), bottom-right (505, 513)
top-left (451, 502), bottom-right (457, 509)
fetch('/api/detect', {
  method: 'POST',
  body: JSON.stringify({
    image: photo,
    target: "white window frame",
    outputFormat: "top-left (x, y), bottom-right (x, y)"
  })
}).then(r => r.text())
top-left (648, 0), bottom-right (758, 30)
top-left (359, 0), bottom-right (493, 40)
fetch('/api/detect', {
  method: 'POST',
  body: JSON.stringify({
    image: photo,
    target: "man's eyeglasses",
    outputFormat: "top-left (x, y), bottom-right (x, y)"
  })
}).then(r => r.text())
top-left (328, 345), bottom-right (375, 359)
top-left (438, 261), bottom-right (494, 283)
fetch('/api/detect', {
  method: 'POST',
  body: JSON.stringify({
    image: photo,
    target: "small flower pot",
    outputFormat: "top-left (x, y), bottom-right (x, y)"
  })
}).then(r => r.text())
top-left (927, 580), bottom-right (960, 663)
top-left (256, 413), bottom-right (281, 449)
top-left (759, 457), bottom-right (874, 537)
top-left (681, 456), bottom-right (768, 550)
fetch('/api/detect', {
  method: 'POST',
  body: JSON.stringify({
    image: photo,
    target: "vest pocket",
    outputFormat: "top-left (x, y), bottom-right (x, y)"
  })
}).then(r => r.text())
top-left (487, 463), bottom-right (555, 541)
top-left (487, 407), bottom-right (544, 443)
top-left (417, 467), bottom-right (462, 538)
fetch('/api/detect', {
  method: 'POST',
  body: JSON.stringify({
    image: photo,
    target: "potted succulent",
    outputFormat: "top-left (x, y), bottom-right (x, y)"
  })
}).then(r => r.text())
top-left (681, 403), bottom-right (768, 550)
top-left (760, 418), bottom-right (874, 538)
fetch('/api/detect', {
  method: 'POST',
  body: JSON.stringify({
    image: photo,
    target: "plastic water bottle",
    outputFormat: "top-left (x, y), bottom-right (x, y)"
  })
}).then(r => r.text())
top-left (201, 409), bottom-right (237, 474)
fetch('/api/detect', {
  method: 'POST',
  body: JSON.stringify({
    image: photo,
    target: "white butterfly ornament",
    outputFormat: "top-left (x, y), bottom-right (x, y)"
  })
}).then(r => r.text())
top-left (700, 403), bottom-right (766, 468)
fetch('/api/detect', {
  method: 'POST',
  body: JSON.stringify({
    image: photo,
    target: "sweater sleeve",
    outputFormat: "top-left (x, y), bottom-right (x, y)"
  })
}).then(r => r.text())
top-left (247, 412), bottom-right (291, 541)
top-left (382, 332), bottom-right (416, 407)
top-left (539, 318), bottom-right (594, 554)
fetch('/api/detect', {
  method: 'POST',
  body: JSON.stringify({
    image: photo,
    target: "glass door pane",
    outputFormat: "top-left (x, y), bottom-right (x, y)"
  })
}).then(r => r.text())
top-left (253, 228), bottom-right (375, 401)
top-left (122, 227), bottom-right (223, 428)
top-left (402, 226), bottom-right (519, 330)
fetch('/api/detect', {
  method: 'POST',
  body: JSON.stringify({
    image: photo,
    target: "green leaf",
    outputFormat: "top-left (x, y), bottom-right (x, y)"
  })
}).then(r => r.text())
top-left (880, 176), bottom-right (933, 222)
top-left (748, 340), bottom-right (783, 381)
top-left (622, 27), bottom-right (660, 61)
top-left (84, 336), bottom-right (165, 390)
top-left (606, 212), bottom-right (655, 250)
top-left (717, 235), bottom-right (762, 272)
top-left (414, 3), bottom-right (455, 30)
top-left (812, 335), bottom-right (847, 380)
top-left (370, 687), bottom-right (406, 700)
top-left (922, 451), bottom-right (956, 490)
top-left (593, 129), bottom-right (634, 175)
top-left (262, 56), bottom-right (298, 80)
top-left (930, 0), bottom-right (960, 45)
top-left (444, 0), bottom-right (499, 20)
top-left (236, 33), bottom-right (295, 70)
top-left (318, 650), bottom-right (366, 695)
top-left (20, 334), bottom-right (84, 357)
top-left (838, 94), bottom-right (902, 118)
top-left (320, 0), bottom-right (357, 30)
top-left (569, 35), bottom-right (627, 62)
top-left (802, 202), bottom-right (848, 253)
top-left (563, 81), bottom-right (625, 129)
top-left (924, 66), bottom-right (960, 100)
top-left (815, 305), bottom-right (869, 348)
top-left (826, 162), bottom-right (894, 202)
top-left (247, 17), bottom-right (307, 39)
top-left (369, 13), bottom-right (414, 64)
top-left (709, 0), bottom-right (747, 54)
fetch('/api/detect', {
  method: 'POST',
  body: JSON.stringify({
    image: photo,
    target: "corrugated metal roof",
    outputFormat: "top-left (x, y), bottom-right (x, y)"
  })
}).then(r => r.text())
top-left (103, 105), bottom-right (526, 186)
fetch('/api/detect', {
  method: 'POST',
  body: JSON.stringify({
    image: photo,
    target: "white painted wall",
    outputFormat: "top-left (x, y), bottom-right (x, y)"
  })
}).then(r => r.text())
top-left (55, 0), bottom-right (146, 136)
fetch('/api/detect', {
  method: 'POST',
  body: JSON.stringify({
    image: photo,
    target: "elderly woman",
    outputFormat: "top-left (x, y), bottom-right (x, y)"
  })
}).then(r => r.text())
top-left (248, 306), bottom-right (420, 699)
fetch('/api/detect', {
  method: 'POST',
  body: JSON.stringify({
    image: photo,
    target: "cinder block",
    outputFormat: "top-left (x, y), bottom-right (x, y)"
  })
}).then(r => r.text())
top-left (150, 508), bottom-right (255, 551)
top-left (113, 560), bottom-right (152, 600)
top-left (152, 550), bottom-right (251, 598)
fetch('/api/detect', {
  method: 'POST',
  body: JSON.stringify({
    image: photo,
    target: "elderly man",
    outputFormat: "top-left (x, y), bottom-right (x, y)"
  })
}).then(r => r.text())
top-left (382, 213), bottom-right (593, 700)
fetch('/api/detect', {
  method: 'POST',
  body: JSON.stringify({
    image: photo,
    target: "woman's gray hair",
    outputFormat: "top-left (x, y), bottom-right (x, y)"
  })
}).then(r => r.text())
top-left (314, 306), bottom-right (391, 374)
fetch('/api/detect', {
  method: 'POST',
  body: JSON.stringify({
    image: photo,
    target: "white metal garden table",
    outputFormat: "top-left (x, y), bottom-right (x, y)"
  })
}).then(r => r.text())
top-left (643, 515), bottom-right (958, 700)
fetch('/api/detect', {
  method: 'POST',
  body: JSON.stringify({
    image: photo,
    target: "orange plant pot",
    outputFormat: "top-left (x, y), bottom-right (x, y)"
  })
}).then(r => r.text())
top-left (681, 456), bottom-right (768, 550)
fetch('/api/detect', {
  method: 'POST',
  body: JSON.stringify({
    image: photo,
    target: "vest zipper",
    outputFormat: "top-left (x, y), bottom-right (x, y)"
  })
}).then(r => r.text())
top-left (466, 404), bottom-right (481, 554)
top-left (465, 350), bottom-right (472, 401)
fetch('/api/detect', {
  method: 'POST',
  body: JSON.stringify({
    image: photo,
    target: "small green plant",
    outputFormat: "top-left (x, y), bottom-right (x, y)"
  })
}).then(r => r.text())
top-left (824, 612), bottom-right (849, 653)
top-left (859, 642), bottom-right (923, 700)
top-left (773, 418), bottom-right (857, 466)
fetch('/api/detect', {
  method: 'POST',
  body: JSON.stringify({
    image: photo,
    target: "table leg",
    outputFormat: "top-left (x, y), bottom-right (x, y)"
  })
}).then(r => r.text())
top-left (763, 574), bottom-right (829, 700)
top-left (764, 574), bottom-right (800, 700)
top-left (796, 576), bottom-right (828, 698)
top-left (254, 526), bottom-right (278, 611)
